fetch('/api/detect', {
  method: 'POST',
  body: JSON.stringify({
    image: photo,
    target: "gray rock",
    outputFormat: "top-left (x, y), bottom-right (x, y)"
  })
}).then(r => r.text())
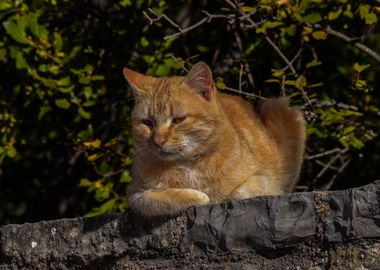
top-left (1, 181), bottom-right (380, 269)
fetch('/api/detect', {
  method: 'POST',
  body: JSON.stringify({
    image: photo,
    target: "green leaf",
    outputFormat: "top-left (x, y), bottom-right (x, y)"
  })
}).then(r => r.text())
top-left (53, 32), bottom-right (63, 51)
top-left (0, 0), bottom-right (12, 11)
top-left (343, 5), bottom-right (353, 18)
top-left (99, 198), bottom-right (117, 213)
top-left (38, 105), bottom-right (51, 120)
top-left (306, 59), bottom-right (322, 68)
top-left (359, 4), bottom-right (370, 19)
top-left (284, 80), bottom-right (296, 86)
top-left (298, 0), bottom-right (312, 11)
top-left (241, 6), bottom-right (255, 12)
top-left (271, 69), bottom-right (284, 77)
top-left (302, 13), bottom-right (322, 23)
top-left (6, 146), bottom-right (17, 158)
top-left (3, 20), bottom-right (29, 44)
top-left (15, 51), bottom-right (29, 69)
top-left (91, 75), bottom-right (105, 81)
top-left (79, 178), bottom-right (93, 187)
top-left (196, 45), bottom-right (209, 52)
top-left (155, 64), bottom-right (171, 76)
top-left (308, 82), bottom-right (323, 88)
top-left (353, 63), bottom-right (370, 72)
top-left (28, 12), bottom-right (43, 38)
top-left (58, 85), bottom-right (74, 93)
top-left (78, 108), bottom-right (91, 119)
top-left (0, 48), bottom-right (6, 60)
top-left (265, 79), bottom-right (279, 83)
top-left (328, 8), bottom-right (342, 21)
top-left (140, 36), bottom-right (149, 47)
top-left (57, 77), bottom-right (71, 87)
top-left (119, 0), bottom-right (132, 7)
top-left (95, 188), bottom-right (110, 202)
top-left (312, 31), bottom-right (327, 40)
top-left (55, 98), bottom-right (71, 109)
top-left (358, 4), bottom-right (377, 24)
top-left (256, 21), bottom-right (284, 34)
top-left (364, 13), bottom-right (377, 25)
top-left (142, 55), bottom-right (155, 64)
top-left (216, 81), bottom-right (226, 90)
top-left (295, 75), bottom-right (307, 89)
top-left (79, 77), bottom-right (91, 85)
top-left (286, 24), bottom-right (297, 37)
top-left (120, 170), bottom-right (132, 183)
top-left (83, 139), bottom-right (101, 148)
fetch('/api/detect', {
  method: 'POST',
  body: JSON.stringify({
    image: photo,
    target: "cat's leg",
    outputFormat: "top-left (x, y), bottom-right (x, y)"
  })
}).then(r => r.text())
top-left (227, 175), bottom-right (283, 200)
top-left (128, 188), bottom-right (210, 216)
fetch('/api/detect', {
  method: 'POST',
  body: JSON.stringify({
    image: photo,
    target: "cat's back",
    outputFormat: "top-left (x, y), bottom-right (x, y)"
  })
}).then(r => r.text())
top-left (217, 92), bottom-right (277, 160)
top-left (218, 92), bottom-right (262, 129)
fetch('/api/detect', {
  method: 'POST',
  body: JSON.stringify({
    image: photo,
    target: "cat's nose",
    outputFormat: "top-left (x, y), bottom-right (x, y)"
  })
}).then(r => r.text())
top-left (153, 134), bottom-right (167, 147)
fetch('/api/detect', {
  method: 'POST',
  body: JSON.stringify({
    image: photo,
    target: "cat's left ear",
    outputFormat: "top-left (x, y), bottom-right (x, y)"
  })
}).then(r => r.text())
top-left (184, 62), bottom-right (215, 100)
top-left (123, 67), bottom-right (146, 95)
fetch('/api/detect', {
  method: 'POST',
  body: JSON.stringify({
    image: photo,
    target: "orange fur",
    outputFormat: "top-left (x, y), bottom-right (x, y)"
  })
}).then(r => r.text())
top-left (123, 62), bottom-right (306, 216)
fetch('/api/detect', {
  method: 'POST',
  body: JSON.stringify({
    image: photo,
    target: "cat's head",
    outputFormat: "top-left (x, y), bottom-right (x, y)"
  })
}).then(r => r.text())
top-left (123, 62), bottom-right (222, 162)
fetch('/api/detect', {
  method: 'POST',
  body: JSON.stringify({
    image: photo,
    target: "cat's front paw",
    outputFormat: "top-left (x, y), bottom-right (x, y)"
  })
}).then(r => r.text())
top-left (180, 188), bottom-right (210, 204)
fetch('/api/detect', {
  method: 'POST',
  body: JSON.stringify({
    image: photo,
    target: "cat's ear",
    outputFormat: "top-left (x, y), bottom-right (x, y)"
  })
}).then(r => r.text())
top-left (184, 62), bottom-right (214, 100)
top-left (123, 67), bottom-right (146, 95)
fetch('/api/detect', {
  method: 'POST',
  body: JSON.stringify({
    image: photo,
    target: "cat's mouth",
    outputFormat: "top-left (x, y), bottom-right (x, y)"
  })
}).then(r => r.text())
top-left (158, 147), bottom-right (179, 155)
top-left (154, 146), bottom-right (185, 159)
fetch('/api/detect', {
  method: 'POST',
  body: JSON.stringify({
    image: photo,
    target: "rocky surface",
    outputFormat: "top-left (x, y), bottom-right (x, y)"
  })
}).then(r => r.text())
top-left (1, 181), bottom-right (380, 269)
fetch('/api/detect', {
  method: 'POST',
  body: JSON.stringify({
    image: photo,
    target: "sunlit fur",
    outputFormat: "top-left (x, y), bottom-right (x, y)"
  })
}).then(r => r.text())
top-left (124, 62), bottom-right (306, 217)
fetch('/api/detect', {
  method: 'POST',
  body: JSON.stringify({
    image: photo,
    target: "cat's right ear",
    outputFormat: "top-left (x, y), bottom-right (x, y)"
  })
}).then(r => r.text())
top-left (184, 62), bottom-right (215, 101)
top-left (123, 67), bottom-right (146, 95)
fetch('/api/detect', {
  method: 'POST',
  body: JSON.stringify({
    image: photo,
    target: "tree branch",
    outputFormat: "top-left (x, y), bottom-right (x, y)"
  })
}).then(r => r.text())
top-left (223, 86), bottom-right (266, 99)
top-left (264, 35), bottom-right (311, 104)
top-left (144, 9), bottom-right (235, 40)
top-left (315, 25), bottom-right (380, 64)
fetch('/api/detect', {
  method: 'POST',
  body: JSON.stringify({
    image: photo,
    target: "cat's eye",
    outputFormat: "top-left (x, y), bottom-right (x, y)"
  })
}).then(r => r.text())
top-left (141, 118), bottom-right (154, 128)
top-left (172, 116), bottom-right (187, 124)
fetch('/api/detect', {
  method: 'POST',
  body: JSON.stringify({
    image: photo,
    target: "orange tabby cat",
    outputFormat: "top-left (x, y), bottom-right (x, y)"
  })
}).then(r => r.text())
top-left (123, 62), bottom-right (306, 217)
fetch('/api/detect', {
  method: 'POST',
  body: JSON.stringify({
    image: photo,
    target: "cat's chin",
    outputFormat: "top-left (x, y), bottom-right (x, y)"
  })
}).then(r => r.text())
top-left (155, 152), bottom-right (183, 162)
top-left (152, 148), bottom-right (191, 162)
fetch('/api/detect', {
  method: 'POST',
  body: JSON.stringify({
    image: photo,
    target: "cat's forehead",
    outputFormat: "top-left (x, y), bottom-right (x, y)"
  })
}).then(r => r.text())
top-left (135, 78), bottom-right (188, 117)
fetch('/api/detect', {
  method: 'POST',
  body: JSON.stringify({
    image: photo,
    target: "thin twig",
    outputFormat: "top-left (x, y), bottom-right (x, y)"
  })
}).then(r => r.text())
top-left (265, 35), bottom-right (296, 74)
top-left (315, 160), bottom-right (339, 171)
top-left (313, 153), bottom-right (341, 184)
top-left (169, 54), bottom-right (189, 72)
top-left (306, 148), bottom-right (343, 160)
top-left (282, 48), bottom-right (303, 72)
top-left (314, 99), bottom-right (380, 117)
top-left (144, 9), bottom-right (182, 30)
top-left (234, 31), bottom-right (256, 88)
top-left (238, 63), bottom-right (243, 93)
top-left (321, 158), bottom-right (351, 191)
top-left (224, 0), bottom-right (240, 10)
top-left (265, 35), bottom-right (311, 104)
top-left (312, 149), bottom-right (348, 185)
top-left (315, 25), bottom-right (380, 64)
top-left (223, 86), bottom-right (266, 99)
top-left (145, 9), bottom-right (235, 40)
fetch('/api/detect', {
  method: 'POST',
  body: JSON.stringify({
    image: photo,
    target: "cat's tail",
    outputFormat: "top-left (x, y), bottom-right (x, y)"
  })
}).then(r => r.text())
top-left (259, 97), bottom-right (306, 192)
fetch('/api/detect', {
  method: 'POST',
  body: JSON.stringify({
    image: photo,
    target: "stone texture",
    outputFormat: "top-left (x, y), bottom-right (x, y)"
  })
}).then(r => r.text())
top-left (1, 181), bottom-right (380, 269)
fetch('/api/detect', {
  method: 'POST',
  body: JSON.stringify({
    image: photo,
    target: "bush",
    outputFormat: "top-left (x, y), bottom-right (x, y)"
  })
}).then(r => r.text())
top-left (0, 0), bottom-right (379, 224)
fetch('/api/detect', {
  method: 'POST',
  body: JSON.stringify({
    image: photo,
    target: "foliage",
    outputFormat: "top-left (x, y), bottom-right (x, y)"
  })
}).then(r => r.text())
top-left (0, 0), bottom-right (379, 223)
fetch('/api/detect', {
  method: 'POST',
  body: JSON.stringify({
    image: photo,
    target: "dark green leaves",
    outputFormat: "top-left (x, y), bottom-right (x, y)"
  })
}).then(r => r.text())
top-left (3, 20), bottom-right (29, 44)
top-left (55, 98), bottom-right (70, 109)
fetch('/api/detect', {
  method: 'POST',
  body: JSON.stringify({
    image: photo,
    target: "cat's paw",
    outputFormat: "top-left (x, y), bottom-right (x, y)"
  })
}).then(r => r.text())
top-left (180, 188), bottom-right (210, 204)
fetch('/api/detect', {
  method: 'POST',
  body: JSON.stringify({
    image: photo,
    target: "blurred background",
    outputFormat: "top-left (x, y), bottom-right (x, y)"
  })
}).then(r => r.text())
top-left (0, 0), bottom-right (379, 224)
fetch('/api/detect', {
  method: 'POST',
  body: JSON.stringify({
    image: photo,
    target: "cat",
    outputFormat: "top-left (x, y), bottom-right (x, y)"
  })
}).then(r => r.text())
top-left (123, 62), bottom-right (306, 217)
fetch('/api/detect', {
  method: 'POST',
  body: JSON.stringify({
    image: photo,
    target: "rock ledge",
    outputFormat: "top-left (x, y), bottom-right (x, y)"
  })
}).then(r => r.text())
top-left (1, 181), bottom-right (380, 269)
